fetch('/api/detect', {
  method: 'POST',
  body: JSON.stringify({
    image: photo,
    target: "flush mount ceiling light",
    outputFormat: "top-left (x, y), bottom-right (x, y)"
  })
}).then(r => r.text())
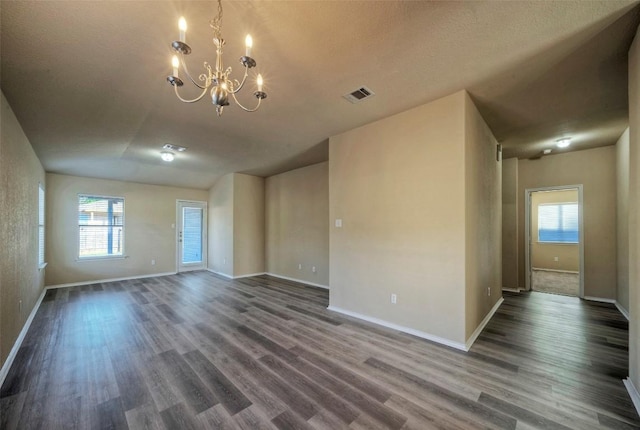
top-left (556, 137), bottom-right (572, 148)
top-left (160, 151), bottom-right (175, 162)
top-left (166, 0), bottom-right (267, 117)
top-left (163, 143), bottom-right (187, 152)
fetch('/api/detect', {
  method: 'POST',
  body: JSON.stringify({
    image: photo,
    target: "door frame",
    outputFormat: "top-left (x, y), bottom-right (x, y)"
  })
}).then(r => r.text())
top-left (524, 185), bottom-right (584, 298)
top-left (176, 200), bottom-right (208, 273)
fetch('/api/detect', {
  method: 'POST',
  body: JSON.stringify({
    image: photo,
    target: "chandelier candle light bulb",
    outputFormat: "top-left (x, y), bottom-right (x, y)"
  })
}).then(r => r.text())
top-left (179, 17), bottom-right (187, 43)
top-left (172, 55), bottom-right (180, 77)
top-left (245, 35), bottom-right (252, 57)
top-left (257, 74), bottom-right (263, 92)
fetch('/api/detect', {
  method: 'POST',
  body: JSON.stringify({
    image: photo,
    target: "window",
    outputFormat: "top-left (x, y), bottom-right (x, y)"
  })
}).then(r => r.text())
top-left (78, 195), bottom-right (124, 258)
top-left (538, 202), bottom-right (578, 243)
top-left (38, 183), bottom-right (45, 267)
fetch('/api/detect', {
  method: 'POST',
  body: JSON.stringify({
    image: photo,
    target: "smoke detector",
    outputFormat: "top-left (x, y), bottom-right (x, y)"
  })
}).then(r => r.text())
top-left (343, 86), bottom-right (375, 104)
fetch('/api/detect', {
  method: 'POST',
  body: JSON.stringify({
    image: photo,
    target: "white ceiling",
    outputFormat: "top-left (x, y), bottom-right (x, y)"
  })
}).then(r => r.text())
top-left (1, 1), bottom-right (638, 189)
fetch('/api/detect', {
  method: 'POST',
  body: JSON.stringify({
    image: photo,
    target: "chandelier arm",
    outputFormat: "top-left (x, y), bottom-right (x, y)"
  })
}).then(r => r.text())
top-left (227, 66), bottom-right (249, 95)
top-left (230, 91), bottom-right (262, 112)
top-left (174, 85), bottom-right (209, 103)
top-left (179, 53), bottom-right (209, 90)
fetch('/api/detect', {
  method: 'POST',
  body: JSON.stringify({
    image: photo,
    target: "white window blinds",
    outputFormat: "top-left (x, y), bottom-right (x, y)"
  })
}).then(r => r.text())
top-left (538, 203), bottom-right (579, 243)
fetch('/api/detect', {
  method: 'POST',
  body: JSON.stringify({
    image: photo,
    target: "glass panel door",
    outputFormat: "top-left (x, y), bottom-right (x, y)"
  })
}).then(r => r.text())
top-left (177, 201), bottom-right (207, 272)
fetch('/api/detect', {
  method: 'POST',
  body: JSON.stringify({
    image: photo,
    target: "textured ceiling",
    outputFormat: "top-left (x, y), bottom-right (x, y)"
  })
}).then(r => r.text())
top-left (1, 1), bottom-right (639, 189)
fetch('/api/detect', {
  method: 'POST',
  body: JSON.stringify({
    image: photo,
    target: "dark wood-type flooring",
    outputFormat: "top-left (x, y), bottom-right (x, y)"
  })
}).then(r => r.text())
top-left (1, 272), bottom-right (638, 429)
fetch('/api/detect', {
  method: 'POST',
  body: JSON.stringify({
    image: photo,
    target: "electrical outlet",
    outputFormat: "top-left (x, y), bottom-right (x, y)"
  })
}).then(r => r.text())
top-left (554, 256), bottom-right (559, 262)
top-left (312, 266), bottom-right (317, 273)
top-left (151, 259), bottom-right (156, 266)
top-left (298, 264), bottom-right (302, 270)
top-left (391, 294), bottom-right (397, 304)
top-left (223, 258), bottom-right (226, 265)
top-left (488, 287), bottom-right (491, 296)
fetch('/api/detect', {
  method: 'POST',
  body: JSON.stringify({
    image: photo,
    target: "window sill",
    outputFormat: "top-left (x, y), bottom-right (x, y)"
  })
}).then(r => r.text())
top-left (76, 255), bottom-right (129, 262)
top-left (38, 262), bottom-right (48, 270)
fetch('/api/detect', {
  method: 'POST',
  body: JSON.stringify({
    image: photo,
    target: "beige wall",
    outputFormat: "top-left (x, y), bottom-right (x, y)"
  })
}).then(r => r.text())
top-left (531, 189), bottom-right (579, 272)
top-left (502, 158), bottom-right (519, 290)
top-left (45, 174), bottom-right (208, 285)
top-left (208, 173), bottom-right (265, 278)
top-left (0, 92), bottom-right (46, 368)
top-left (616, 129), bottom-right (630, 313)
top-left (329, 91), bottom-right (467, 345)
top-left (265, 162), bottom-right (329, 286)
top-left (208, 173), bottom-right (234, 276)
top-left (329, 90), bottom-right (500, 346)
top-left (233, 174), bottom-right (265, 277)
top-left (628, 24), bottom-right (640, 396)
top-left (518, 146), bottom-right (617, 298)
top-left (464, 93), bottom-right (502, 339)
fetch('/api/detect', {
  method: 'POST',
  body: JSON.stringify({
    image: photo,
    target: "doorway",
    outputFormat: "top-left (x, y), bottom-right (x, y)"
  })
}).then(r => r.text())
top-left (176, 200), bottom-right (207, 272)
top-left (524, 186), bottom-right (583, 297)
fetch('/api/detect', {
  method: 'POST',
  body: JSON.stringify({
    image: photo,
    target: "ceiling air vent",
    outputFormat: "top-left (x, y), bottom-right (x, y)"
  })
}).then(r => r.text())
top-left (163, 143), bottom-right (187, 152)
top-left (343, 86), bottom-right (375, 104)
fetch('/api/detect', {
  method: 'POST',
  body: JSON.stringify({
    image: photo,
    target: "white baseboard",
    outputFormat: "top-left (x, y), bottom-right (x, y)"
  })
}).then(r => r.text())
top-left (45, 271), bottom-right (177, 289)
top-left (583, 296), bottom-right (616, 304)
top-left (205, 269), bottom-right (329, 290)
top-left (0, 287), bottom-right (47, 388)
top-left (532, 267), bottom-right (579, 274)
top-left (265, 273), bottom-right (329, 290)
top-left (615, 302), bottom-right (630, 320)
top-left (327, 305), bottom-right (467, 351)
top-left (502, 288), bottom-right (520, 293)
top-left (207, 269), bottom-right (234, 279)
top-left (206, 269), bottom-right (267, 280)
top-left (238, 272), bottom-right (268, 279)
top-left (465, 297), bottom-right (504, 350)
top-left (624, 378), bottom-right (640, 417)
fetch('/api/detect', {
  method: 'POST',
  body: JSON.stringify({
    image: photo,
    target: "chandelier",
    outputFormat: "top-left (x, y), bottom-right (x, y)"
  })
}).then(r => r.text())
top-left (166, 0), bottom-right (267, 116)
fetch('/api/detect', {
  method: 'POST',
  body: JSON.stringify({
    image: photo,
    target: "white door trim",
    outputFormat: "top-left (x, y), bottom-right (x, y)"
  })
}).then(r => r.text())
top-left (524, 185), bottom-right (584, 298)
top-left (176, 200), bottom-right (208, 273)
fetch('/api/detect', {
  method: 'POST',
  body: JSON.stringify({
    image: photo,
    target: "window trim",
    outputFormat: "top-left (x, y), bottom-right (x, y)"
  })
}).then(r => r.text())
top-left (38, 183), bottom-right (46, 269)
top-left (524, 185), bottom-right (584, 297)
top-left (77, 194), bottom-right (125, 260)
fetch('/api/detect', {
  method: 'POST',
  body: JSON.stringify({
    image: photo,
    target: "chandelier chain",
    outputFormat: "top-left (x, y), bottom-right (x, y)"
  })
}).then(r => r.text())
top-left (210, 0), bottom-right (224, 40)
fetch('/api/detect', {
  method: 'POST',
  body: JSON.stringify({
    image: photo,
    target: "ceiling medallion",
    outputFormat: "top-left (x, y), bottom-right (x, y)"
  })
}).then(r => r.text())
top-left (166, 0), bottom-right (267, 116)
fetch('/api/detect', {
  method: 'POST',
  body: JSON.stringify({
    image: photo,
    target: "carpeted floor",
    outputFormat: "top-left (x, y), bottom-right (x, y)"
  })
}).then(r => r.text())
top-left (532, 268), bottom-right (579, 296)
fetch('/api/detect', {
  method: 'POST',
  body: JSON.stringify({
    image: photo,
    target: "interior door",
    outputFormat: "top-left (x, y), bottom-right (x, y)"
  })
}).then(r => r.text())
top-left (177, 200), bottom-right (207, 272)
